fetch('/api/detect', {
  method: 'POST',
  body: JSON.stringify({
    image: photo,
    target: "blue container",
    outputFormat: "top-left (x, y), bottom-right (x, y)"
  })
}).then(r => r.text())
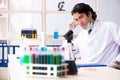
top-left (54, 31), bottom-right (59, 39)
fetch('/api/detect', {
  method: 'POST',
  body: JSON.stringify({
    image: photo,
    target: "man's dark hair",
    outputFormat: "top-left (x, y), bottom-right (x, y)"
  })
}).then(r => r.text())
top-left (72, 3), bottom-right (97, 20)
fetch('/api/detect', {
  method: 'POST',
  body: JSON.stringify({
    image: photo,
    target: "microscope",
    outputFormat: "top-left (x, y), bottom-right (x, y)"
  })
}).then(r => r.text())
top-left (63, 30), bottom-right (78, 75)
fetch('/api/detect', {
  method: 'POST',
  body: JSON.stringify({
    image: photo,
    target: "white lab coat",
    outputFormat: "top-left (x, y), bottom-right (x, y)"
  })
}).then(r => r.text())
top-left (72, 20), bottom-right (120, 64)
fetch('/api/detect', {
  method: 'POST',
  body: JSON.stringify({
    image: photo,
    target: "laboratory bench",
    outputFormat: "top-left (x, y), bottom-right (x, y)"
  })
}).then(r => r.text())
top-left (7, 54), bottom-right (120, 80)
top-left (8, 66), bottom-right (120, 80)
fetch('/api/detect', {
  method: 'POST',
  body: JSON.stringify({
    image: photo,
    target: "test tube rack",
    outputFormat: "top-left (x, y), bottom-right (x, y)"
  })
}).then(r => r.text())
top-left (20, 45), bottom-right (68, 78)
top-left (24, 63), bottom-right (68, 78)
top-left (21, 29), bottom-right (37, 39)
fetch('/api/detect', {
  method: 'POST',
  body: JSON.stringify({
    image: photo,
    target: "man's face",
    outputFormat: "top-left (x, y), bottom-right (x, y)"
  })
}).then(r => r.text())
top-left (73, 12), bottom-right (91, 29)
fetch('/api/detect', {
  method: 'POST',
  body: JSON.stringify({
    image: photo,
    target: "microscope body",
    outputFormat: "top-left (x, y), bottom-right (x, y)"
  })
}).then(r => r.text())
top-left (63, 30), bottom-right (78, 75)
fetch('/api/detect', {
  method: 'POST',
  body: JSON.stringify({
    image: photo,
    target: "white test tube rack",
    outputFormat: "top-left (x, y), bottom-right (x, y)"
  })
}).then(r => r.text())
top-left (23, 63), bottom-right (68, 78)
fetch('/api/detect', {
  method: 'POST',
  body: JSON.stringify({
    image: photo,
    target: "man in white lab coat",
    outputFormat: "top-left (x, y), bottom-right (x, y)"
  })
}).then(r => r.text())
top-left (65, 3), bottom-right (120, 69)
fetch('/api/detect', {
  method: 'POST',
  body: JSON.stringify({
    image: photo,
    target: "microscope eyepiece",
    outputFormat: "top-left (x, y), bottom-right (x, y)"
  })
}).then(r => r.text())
top-left (63, 30), bottom-right (73, 43)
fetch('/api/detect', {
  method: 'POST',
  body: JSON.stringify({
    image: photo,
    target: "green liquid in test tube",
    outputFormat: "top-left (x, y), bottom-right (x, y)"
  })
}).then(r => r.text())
top-left (35, 56), bottom-right (39, 64)
top-left (50, 54), bottom-right (54, 64)
top-left (57, 55), bottom-right (62, 64)
top-left (24, 55), bottom-right (30, 64)
top-left (56, 47), bottom-right (62, 64)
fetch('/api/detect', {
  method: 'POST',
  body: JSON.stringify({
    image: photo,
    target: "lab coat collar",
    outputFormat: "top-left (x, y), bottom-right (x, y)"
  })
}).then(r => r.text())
top-left (89, 20), bottom-right (99, 35)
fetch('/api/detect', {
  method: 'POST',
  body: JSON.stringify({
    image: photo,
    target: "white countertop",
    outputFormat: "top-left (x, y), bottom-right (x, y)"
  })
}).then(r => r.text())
top-left (8, 66), bottom-right (120, 80)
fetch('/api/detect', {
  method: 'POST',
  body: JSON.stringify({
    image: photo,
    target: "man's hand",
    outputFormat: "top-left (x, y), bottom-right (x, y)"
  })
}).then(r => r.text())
top-left (107, 61), bottom-right (120, 69)
top-left (67, 20), bottom-right (78, 30)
